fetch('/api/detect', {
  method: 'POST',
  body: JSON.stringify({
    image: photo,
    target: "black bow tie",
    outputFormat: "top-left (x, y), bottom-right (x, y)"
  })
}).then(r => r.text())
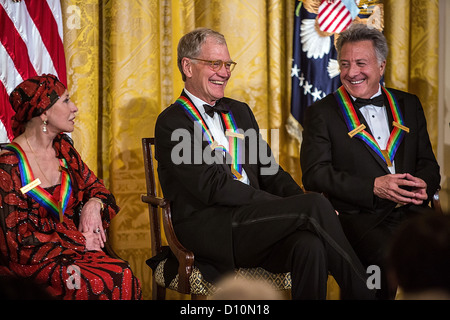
top-left (353, 95), bottom-right (384, 108)
top-left (203, 101), bottom-right (229, 117)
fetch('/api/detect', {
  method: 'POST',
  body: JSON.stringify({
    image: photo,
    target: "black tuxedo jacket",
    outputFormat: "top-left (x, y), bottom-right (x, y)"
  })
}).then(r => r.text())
top-left (300, 88), bottom-right (440, 218)
top-left (154, 91), bottom-right (302, 280)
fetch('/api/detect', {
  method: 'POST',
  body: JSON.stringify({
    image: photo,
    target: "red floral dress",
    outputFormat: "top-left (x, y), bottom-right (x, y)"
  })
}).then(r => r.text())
top-left (0, 134), bottom-right (141, 300)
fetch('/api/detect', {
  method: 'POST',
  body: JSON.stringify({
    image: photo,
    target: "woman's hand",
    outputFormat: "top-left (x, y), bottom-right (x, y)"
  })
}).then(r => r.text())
top-left (83, 231), bottom-right (103, 251)
top-left (78, 198), bottom-right (106, 249)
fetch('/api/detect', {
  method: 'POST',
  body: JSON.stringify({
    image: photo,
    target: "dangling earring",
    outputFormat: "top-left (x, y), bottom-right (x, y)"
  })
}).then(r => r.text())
top-left (42, 120), bottom-right (48, 133)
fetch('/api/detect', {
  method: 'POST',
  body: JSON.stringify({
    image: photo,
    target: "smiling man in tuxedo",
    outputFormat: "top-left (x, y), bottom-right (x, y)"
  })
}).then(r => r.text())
top-left (300, 24), bottom-right (440, 299)
top-left (153, 28), bottom-right (375, 299)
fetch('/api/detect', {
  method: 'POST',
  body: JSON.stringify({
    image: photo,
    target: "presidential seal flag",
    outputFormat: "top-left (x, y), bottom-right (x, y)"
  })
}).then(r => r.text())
top-left (0, 0), bottom-right (67, 143)
top-left (287, 0), bottom-right (384, 143)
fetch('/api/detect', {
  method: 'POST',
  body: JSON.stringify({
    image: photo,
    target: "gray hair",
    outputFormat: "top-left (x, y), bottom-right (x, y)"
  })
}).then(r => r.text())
top-left (336, 24), bottom-right (388, 64)
top-left (177, 28), bottom-right (227, 81)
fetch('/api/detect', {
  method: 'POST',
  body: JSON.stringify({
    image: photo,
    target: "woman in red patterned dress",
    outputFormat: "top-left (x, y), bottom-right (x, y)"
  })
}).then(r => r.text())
top-left (0, 74), bottom-right (141, 299)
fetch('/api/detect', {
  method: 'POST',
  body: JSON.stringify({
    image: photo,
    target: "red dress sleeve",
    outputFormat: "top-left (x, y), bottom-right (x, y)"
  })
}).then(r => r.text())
top-left (0, 150), bottom-right (86, 265)
top-left (0, 134), bottom-right (119, 266)
top-left (54, 134), bottom-right (120, 230)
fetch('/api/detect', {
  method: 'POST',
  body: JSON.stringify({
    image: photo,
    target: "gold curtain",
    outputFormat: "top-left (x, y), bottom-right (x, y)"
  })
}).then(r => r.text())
top-left (384, 0), bottom-right (439, 153)
top-left (61, 0), bottom-right (439, 300)
top-left (62, 0), bottom-right (298, 300)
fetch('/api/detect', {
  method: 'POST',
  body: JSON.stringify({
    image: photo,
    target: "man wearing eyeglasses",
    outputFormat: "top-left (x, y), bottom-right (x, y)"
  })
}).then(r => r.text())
top-left (153, 28), bottom-right (375, 299)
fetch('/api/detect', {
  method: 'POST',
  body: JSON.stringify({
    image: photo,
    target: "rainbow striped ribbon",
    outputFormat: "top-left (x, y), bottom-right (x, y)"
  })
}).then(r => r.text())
top-left (222, 111), bottom-right (243, 179)
top-left (334, 86), bottom-right (409, 167)
top-left (176, 96), bottom-right (243, 180)
top-left (4, 143), bottom-right (72, 223)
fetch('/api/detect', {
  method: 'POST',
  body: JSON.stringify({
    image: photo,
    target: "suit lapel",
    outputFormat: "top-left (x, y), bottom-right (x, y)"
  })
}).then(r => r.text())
top-left (220, 99), bottom-right (260, 187)
top-left (333, 90), bottom-right (390, 174)
top-left (391, 94), bottom-right (406, 173)
top-left (355, 106), bottom-right (391, 173)
top-left (357, 90), bottom-right (408, 174)
top-left (178, 92), bottom-right (235, 177)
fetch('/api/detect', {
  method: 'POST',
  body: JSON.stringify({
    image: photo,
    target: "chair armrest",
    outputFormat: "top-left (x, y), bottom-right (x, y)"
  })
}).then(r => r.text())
top-left (141, 194), bottom-right (194, 294)
top-left (161, 203), bottom-right (194, 294)
top-left (141, 194), bottom-right (168, 208)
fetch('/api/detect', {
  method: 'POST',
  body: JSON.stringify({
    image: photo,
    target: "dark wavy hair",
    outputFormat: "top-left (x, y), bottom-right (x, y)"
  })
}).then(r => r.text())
top-left (336, 24), bottom-right (388, 64)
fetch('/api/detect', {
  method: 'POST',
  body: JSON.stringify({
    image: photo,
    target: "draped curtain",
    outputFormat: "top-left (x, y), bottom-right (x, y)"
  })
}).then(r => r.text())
top-left (384, 0), bottom-right (439, 153)
top-left (61, 0), bottom-right (439, 300)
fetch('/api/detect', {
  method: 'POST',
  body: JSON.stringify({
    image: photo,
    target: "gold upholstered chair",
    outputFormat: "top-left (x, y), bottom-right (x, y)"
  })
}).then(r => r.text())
top-left (141, 137), bottom-right (291, 300)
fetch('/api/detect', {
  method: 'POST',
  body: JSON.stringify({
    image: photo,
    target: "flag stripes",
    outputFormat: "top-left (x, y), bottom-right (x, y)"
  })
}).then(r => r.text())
top-left (0, 0), bottom-right (66, 142)
top-left (318, 0), bottom-right (354, 34)
top-left (25, 0), bottom-right (66, 84)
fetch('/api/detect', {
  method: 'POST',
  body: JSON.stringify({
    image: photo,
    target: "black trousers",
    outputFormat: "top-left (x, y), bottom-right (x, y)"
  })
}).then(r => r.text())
top-left (230, 192), bottom-right (375, 299)
top-left (339, 205), bottom-right (431, 299)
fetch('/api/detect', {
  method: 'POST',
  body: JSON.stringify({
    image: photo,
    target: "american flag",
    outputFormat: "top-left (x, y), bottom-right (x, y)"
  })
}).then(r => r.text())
top-left (318, 0), bottom-right (360, 34)
top-left (0, 0), bottom-right (67, 143)
top-left (288, 0), bottom-right (383, 142)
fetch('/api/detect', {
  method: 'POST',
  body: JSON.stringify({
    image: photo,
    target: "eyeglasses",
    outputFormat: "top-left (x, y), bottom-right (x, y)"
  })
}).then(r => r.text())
top-left (189, 58), bottom-right (237, 72)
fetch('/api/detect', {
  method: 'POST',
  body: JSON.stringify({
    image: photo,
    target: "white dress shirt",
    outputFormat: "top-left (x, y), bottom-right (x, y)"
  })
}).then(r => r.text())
top-left (352, 85), bottom-right (395, 173)
top-left (184, 89), bottom-right (250, 184)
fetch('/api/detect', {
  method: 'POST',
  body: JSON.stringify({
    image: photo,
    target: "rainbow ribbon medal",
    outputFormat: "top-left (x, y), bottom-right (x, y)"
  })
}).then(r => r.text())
top-left (334, 86), bottom-right (409, 167)
top-left (176, 96), bottom-right (243, 180)
top-left (222, 112), bottom-right (244, 179)
top-left (4, 143), bottom-right (72, 223)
